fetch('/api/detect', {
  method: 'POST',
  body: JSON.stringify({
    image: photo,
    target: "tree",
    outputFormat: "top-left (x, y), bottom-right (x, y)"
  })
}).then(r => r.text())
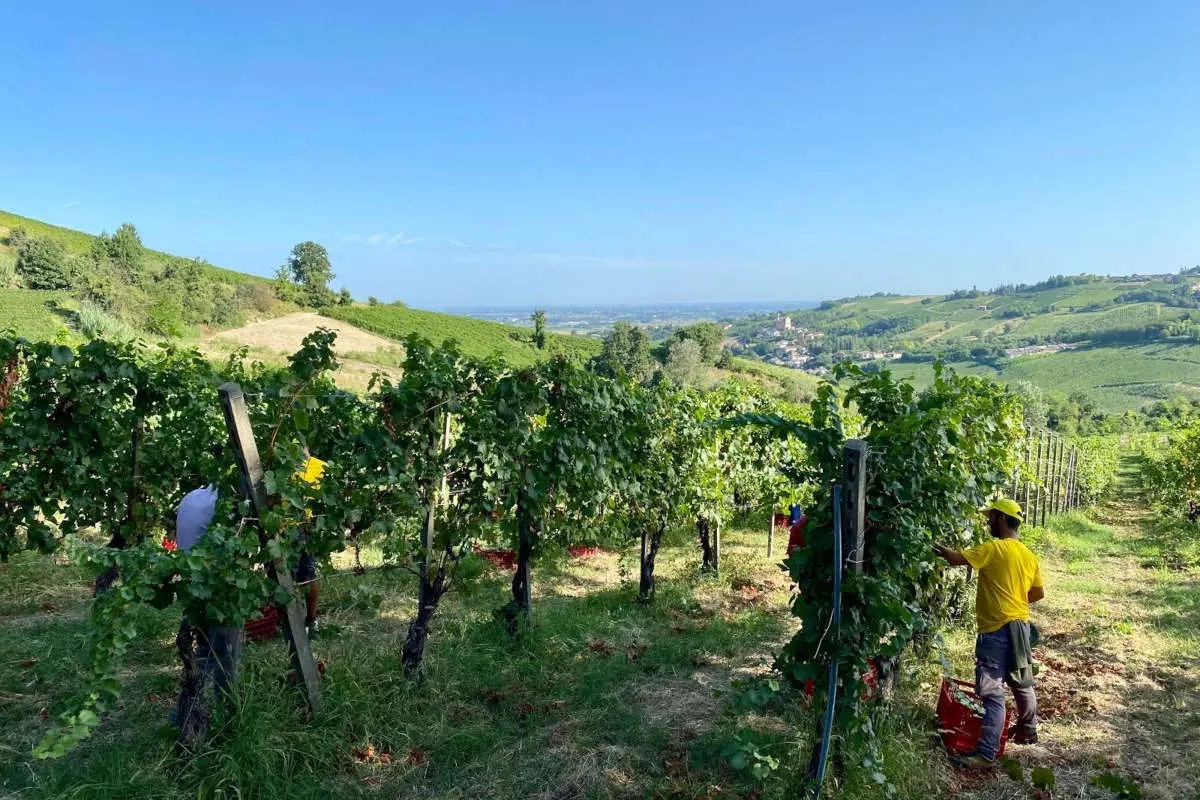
top-left (15, 237), bottom-right (72, 290)
top-left (106, 223), bottom-right (144, 274)
top-left (598, 321), bottom-right (654, 383)
top-left (671, 322), bottom-right (725, 364)
top-left (664, 339), bottom-right (705, 386)
top-left (531, 309), bottom-right (547, 350)
top-left (282, 242), bottom-right (335, 308)
top-left (337, 287), bottom-right (353, 306)
top-left (6, 226), bottom-right (29, 251)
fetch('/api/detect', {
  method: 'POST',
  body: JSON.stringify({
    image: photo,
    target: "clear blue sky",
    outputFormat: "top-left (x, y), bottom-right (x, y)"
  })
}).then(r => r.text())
top-left (4, 1), bottom-right (1198, 307)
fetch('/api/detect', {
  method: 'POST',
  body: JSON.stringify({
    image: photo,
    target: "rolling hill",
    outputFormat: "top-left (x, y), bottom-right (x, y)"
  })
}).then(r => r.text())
top-left (327, 304), bottom-right (600, 367)
top-left (729, 272), bottom-right (1200, 412)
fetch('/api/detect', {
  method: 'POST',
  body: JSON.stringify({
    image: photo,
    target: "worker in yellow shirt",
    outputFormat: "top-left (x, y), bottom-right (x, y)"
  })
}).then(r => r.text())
top-left (934, 498), bottom-right (1044, 768)
top-left (295, 455), bottom-right (326, 637)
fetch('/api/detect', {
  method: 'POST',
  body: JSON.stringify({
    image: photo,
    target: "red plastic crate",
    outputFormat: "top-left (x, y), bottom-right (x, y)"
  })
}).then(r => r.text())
top-left (474, 547), bottom-right (517, 569)
top-left (244, 604), bottom-right (280, 642)
top-left (568, 545), bottom-right (606, 559)
top-left (937, 678), bottom-right (1010, 757)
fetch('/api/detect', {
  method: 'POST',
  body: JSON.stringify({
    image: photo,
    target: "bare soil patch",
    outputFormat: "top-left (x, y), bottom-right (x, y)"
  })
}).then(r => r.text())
top-left (209, 312), bottom-right (399, 355)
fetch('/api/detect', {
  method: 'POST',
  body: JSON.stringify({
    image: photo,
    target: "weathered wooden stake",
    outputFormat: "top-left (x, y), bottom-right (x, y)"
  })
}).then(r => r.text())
top-left (1052, 438), bottom-right (1065, 515)
top-left (218, 382), bottom-right (323, 712)
top-left (714, 519), bottom-right (721, 576)
top-left (842, 439), bottom-right (868, 574)
top-left (1022, 428), bottom-right (1032, 520)
top-left (767, 509), bottom-right (775, 559)
top-left (1031, 432), bottom-right (1045, 526)
top-left (1039, 433), bottom-right (1051, 528)
top-left (1070, 448), bottom-right (1080, 510)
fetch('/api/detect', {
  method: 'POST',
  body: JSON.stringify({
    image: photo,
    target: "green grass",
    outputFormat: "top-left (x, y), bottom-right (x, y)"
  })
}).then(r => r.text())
top-left (4, 488), bottom-right (1197, 797)
top-left (935, 497), bottom-right (1200, 798)
top-left (326, 304), bottom-right (602, 366)
top-left (887, 342), bottom-right (1200, 412)
top-left (0, 524), bottom-right (967, 800)
top-left (0, 210), bottom-right (270, 288)
top-left (726, 357), bottom-right (823, 402)
top-left (0, 288), bottom-right (75, 341)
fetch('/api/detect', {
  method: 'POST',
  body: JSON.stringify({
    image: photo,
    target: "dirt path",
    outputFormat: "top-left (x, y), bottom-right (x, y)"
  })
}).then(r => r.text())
top-left (953, 458), bottom-right (1200, 799)
top-left (925, 322), bottom-right (967, 343)
top-left (208, 312), bottom-right (398, 355)
top-left (203, 312), bottom-right (403, 391)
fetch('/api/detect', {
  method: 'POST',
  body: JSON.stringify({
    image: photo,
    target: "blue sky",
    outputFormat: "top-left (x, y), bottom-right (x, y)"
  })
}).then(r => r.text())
top-left (4, 1), bottom-right (1198, 307)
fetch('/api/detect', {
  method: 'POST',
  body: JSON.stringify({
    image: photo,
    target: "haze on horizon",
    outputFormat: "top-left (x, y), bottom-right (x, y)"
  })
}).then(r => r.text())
top-left (4, 2), bottom-right (1198, 308)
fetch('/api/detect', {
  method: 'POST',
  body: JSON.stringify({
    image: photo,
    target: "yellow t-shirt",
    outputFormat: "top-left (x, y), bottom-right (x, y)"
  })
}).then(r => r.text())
top-left (963, 538), bottom-right (1043, 634)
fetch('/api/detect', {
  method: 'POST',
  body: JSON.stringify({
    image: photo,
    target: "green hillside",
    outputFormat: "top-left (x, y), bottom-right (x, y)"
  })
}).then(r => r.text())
top-left (887, 343), bottom-right (1200, 413)
top-left (725, 356), bottom-right (823, 401)
top-left (0, 289), bottom-right (73, 342)
top-left (326, 303), bottom-right (601, 366)
top-left (0, 211), bottom-right (266, 287)
top-left (0, 209), bottom-right (283, 340)
top-left (731, 272), bottom-right (1200, 412)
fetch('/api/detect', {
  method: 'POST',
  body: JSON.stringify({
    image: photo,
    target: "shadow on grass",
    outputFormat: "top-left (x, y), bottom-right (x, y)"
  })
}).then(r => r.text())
top-left (3, 569), bottom-right (800, 800)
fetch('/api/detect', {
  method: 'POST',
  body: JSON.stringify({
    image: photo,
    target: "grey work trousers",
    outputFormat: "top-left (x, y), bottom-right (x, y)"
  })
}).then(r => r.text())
top-left (975, 625), bottom-right (1038, 759)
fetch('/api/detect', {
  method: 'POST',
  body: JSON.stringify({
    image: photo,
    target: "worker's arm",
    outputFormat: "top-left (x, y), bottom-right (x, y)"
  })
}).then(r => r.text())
top-left (932, 543), bottom-right (970, 567)
top-left (1028, 585), bottom-right (1045, 603)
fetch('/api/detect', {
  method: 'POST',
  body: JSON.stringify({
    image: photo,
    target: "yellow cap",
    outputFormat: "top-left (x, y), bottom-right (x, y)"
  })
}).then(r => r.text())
top-left (984, 497), bottom-right (1023, 523)
top-left (296, 456), bottom-right (326, 487)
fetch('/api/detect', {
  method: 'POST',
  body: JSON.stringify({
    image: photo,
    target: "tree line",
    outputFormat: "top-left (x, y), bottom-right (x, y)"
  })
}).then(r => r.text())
top-left (4, 222), bottom-right (351, 337)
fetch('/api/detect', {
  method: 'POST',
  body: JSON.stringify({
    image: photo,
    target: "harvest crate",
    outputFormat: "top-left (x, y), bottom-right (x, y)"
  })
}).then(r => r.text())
top-left (937, 678), bottom-right (1011, 757)
top-left (244, 604), bottom-right (280, 642)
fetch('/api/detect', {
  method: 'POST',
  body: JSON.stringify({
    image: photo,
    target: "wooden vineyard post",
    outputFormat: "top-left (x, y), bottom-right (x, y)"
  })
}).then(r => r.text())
top-left (218, 383), bottom-right (323, 712)
top-left (842, 440), bottom-right (868, 574)
top-left (1070, 448), bottom-right (1080, 510)
top-left (1022, 429), bottom-right (1032, 520)
top-left (1039, 433), bottom-right (1051, 528)
top-left (768, 509), bottom-right (775, 559)
top-left (1031, 431), bottom-right (1045, 527)
top-left (1051, 434), bottom-right (1060, 515)
top-left (714, 519), bottom-right (721, 576)
top-left (640, 526), bottom-right (649, 593)
top-left (1052, 438), bottom-right (1065, 515)
top-left (1011, 425), bottom-right (1026, 501)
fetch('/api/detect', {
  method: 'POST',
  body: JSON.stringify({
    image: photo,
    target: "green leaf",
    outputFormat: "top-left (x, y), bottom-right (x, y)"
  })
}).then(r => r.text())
top-left (1031, 766), bottom-right (1056, 789)
top-left (999, 757), bottom-right (1023, 782)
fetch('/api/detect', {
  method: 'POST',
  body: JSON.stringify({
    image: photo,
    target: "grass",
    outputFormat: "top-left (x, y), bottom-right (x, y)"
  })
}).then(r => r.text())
top-left (0, 210), bottom-right (271, 288)
top-left (0, 288), bottom-right (75, 341)
top-left (0, 526), bottom-right (804, 799)
top-left (0, 520), bottom-right (1010, 800)
top-left (4, 487), bottom-right (1196, 798)
top-left (887, 342), bottom-right (1200, 412)
top-left (934, 454), bottom-right (1200, 799)
top-left (726, 357), bottom-right (823, 402)
top-left (326, 304), bottom-right (602, 366)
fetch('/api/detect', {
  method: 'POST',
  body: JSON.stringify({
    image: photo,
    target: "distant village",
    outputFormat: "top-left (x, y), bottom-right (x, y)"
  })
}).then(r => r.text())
top-left (726, 315), bottom-right (1082, 375)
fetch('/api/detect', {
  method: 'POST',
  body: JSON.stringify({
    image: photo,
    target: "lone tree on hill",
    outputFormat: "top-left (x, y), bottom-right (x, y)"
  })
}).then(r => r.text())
top-left (15, 236), bottom-right (72, 290)
top-left (105, 223), bottom-right (144, 273)
top-left (280, 241), bottom-right (335, 308)
top-left (670, 321), bottom-right (725, 364)
top-left (531, 309), bottom-right (547, 349)
top-left (664, 338), bottom-right (705, 386)
top-left (597, 321), bottom-right (655, 383)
